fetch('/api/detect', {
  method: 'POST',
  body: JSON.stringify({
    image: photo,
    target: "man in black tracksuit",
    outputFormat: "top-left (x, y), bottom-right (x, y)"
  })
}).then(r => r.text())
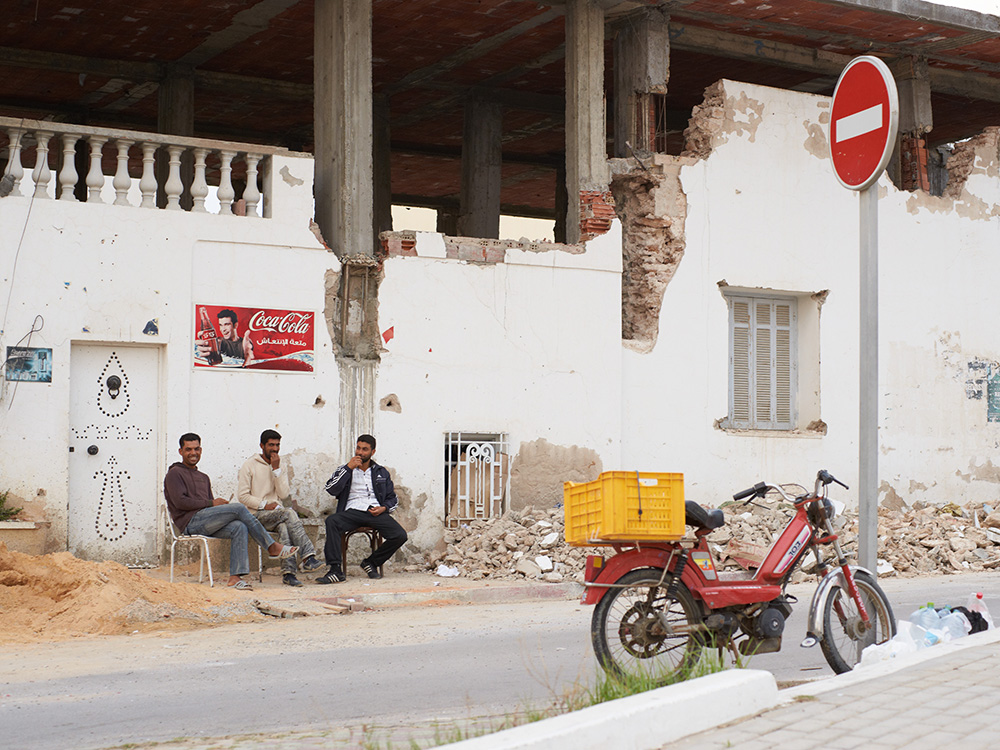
top-left (317, 434), bottom-right (408, 583)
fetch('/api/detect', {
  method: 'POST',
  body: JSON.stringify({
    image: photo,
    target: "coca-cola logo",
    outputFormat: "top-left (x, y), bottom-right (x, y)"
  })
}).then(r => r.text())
top-left (248, 311), bottom-right (311, 334)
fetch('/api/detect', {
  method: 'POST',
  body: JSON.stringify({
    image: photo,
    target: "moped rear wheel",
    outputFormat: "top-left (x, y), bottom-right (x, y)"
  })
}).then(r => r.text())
top-left (819, 569), bottom-right (896, 674)
top-left (591, 569), bottom-right (703, 683)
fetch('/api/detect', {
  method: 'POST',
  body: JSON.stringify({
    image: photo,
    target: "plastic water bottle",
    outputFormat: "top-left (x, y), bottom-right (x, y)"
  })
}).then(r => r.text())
top-left (909, 603), bottom-right (941, 631)
top-left (967, 592), bottom-right (995, 629)
top-left (938, 610), bottom-right (971, 641)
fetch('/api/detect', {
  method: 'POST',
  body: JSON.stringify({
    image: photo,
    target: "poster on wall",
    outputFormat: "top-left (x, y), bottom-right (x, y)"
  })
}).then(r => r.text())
top-left (988, 365), bottom-right (1000, 423)
top-left (193, 304), bottom-right (315, 373)
top-left (4, 346), bottom-right (53, 382)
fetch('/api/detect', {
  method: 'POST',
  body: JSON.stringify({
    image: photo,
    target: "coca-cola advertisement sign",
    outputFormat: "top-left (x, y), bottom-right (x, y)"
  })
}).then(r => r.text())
top-left (193, 304), bottom-right (315, 373)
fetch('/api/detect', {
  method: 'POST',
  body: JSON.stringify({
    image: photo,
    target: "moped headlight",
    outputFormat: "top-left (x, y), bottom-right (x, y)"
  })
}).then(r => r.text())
top-left (808, 498), bottom-right (836, 526)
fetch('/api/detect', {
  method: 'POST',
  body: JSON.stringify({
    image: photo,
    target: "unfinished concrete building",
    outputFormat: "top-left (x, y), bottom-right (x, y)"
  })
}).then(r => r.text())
top-left (3, 1), bottom-right (1000, 565)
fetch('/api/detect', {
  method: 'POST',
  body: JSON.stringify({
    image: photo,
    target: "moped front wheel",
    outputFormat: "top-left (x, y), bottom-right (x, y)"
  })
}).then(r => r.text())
top-left (591, 569), bottom-right (703, 683)
top-left (819, 569), bottom-right (896, 674)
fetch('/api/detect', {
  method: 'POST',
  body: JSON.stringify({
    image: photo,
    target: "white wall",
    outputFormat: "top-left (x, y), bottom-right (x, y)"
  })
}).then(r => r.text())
top-left (373, 227), bottom-right (624, 545)
top-left (0, 154), bottom-right (340, 550)
top-left (622, 80), bottom-right (1000, 509)
top-left (6, 80), bottom-right (1000, 558)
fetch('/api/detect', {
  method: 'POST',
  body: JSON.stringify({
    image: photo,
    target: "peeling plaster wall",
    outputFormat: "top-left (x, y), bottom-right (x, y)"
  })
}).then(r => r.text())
top-left (509, 437), bottom-right (603, 510)
top-left (0, 154), bottom-right (343, 556)
top-left (372, 226), bottom-right (624, 549)
top-left (623, 79), bottom-right (1000, 510)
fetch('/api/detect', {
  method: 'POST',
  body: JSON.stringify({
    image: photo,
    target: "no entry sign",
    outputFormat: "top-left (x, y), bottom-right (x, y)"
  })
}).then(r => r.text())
top-left (829, 56), bottom-right (899, 191)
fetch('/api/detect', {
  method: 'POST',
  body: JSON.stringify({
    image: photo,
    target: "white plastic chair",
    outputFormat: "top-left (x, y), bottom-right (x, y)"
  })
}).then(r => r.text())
top-left (164, 506), bottom-right (262, 586)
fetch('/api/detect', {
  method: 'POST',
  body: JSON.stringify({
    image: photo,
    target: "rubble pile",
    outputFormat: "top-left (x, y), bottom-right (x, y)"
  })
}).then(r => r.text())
top-left (421, 506), bottom-right (597, 582)
top-left (709, 497), bottom-right (1000, 579)
top-left (420, 497), bottom-right (1000, 582)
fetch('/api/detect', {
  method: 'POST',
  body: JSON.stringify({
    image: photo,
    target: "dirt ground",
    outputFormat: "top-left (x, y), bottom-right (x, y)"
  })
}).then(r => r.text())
top-left (0, 543), bottom-right (265, 643)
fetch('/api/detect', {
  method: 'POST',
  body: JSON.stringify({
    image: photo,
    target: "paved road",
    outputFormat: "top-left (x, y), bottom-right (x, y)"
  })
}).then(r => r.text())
top-left (2, 573), bottom-right (998, 750)
top-left (0, 600), bottom-right (595, 750)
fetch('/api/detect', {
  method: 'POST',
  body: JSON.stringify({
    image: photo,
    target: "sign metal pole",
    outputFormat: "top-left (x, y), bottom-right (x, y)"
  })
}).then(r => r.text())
top-left (859, 184), bottom-right (878, 573)
top-left (828, 55), bottom-right (897, 576)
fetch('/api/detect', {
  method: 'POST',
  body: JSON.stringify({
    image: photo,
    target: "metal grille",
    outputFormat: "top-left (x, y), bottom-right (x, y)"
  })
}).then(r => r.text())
top-left (445, 432), bottom-right (508, 528)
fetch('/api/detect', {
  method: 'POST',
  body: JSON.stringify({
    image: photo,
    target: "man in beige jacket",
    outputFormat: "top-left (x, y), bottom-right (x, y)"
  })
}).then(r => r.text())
top-left (237, 429), bottom-right (323, 586)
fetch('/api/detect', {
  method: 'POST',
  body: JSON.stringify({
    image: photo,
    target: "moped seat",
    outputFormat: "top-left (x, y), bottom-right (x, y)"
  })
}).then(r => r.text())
top-left (685, 501), bottom-right (725, 530)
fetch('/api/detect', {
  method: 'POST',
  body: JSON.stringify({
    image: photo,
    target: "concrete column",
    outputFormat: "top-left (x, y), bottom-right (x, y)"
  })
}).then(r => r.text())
top-left (436, 209), bottom-right (458, 236)
top-left (565, 0), bottom-right (608, 244)
top-left (373, 93), bottom-right (392, 253)
top-left (613, 9), bottom-right (669, 158)
top-left (314, 0), bottom-right (374, 256)
top-left (894, 57), bottom-right (933, 192)
top-left (157, 68), bottom-right (195, 137)
top-left (458, 95), bottom-right (502, 239)
top-left (157, 66), bottom-right (195, 209)
top-left (554, 161), bottom-right (568, 244)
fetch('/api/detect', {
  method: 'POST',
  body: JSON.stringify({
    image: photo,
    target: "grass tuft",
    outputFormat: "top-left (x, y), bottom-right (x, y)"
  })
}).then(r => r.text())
top-left (0, 490), bottom-right (22, 522)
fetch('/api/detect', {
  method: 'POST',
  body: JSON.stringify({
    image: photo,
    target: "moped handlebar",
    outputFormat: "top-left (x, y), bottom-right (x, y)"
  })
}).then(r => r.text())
top-left (733, 481), bottom-right (768, 502)
top-left (815, 469), bottom-right (848, 494)
top-left (733, 471), bottom-right (848, 505)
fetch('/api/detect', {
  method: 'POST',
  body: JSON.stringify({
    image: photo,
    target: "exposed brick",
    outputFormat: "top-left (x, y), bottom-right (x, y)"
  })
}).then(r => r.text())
top-left (900, 132), bottom-right (930, 193)
top-left (579, 190), bottom-right (616, 242)
top-left (381, 233), bottom-right (417, 257)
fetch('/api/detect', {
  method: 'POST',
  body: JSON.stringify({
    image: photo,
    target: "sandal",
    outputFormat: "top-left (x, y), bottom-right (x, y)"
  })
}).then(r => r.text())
top-left (227, 579), bottom-right (253, 590)
top-left (269, 545), bottom-right (299, 560)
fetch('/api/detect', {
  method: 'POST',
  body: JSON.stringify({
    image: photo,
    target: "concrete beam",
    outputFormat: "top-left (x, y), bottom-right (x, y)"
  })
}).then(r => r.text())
top-left (813, 0), bottom-right (1000, 34)
top-left (314, 0), bottom-right (374, 257)
top-left (670, 21), bottom-right (1000, 106)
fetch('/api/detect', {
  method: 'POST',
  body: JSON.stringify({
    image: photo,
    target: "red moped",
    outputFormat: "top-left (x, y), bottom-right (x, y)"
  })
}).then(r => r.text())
top-left (582, 470), bottom-right (896, 678)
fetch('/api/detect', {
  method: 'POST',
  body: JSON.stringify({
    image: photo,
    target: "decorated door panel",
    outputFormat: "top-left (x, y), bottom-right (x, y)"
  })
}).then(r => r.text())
top-left (68, 345), bottom-right (159, 564)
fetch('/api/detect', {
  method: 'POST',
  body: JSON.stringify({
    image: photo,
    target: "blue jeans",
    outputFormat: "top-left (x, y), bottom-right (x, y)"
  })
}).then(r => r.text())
top-left (185, 503), bottom-right (276, 576)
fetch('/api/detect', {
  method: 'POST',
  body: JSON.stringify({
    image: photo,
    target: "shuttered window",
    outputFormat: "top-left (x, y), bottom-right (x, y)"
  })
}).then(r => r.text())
top-left (728, 295), bottom-right (796, 430)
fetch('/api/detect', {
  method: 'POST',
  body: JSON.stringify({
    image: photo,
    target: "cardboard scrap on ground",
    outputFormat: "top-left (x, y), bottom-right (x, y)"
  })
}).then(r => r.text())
top-left (722, 539), bottom-right (768, 570)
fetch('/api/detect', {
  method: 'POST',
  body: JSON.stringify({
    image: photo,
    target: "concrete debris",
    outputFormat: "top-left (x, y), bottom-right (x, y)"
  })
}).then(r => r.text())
top-left (420, 499), bottom-right (1000, 583)
top-left (422, 507), bottom-right (597, 582)
top-left (710, 498), bottom-right (1000, 580)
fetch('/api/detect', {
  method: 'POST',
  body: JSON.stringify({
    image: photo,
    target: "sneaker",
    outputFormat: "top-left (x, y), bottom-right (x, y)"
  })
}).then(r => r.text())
top-left (360, 558), bottom-right (382, 579)
top-left (301, 556), bottom-right (324, 572)
top-left (282, 573), bottom-right (303, 587)
top-left (316, 568), bottom-right (346, 584)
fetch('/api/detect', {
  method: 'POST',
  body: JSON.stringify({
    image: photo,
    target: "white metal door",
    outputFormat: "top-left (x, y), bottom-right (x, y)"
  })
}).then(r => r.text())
top-left (69, 344), bottom-right (159, 564)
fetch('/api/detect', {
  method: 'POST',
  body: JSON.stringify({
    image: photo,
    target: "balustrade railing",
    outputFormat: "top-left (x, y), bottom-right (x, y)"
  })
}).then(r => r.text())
top-left (1, 116), bottom-right (277, 217)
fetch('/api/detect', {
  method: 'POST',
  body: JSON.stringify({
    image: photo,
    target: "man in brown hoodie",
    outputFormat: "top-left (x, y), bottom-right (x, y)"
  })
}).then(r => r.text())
top-left (164, 432), bottom-right (297, 589)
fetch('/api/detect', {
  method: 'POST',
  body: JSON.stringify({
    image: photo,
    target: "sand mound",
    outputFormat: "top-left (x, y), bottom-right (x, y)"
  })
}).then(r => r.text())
top-left (0, 543), bottom-right (263, 643)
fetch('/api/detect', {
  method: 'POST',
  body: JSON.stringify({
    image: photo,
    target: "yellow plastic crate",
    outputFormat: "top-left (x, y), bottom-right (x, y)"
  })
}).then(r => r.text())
top-left (563, 471), bottom-right (685, 546)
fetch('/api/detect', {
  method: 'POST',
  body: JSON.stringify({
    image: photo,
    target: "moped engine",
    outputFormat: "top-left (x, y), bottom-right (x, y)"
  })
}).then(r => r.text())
top-left (754, 607), bottom-right (786, 639)
top-left (704, 612), bottom-right (739, 638)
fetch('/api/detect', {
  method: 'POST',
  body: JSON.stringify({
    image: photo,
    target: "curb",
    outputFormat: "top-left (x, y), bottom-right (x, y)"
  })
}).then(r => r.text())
top-left (439, 669), bottom-right (779, 750)
top-left (780, 625), bottom-right (1000, 701)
